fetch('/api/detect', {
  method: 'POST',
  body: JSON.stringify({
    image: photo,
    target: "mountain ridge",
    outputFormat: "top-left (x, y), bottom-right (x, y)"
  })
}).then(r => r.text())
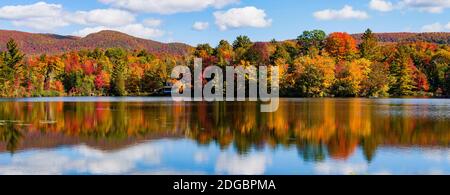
top-left (0, 29), bottom-right (449, 56)
top-left (0, 29), bottom-right (192, 56)
top-left (351, 32), bottom-right (450, 44)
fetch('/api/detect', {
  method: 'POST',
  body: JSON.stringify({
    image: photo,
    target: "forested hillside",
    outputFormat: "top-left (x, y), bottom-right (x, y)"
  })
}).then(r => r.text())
top-left (352, 32), bottom-right (450, 44)
top-left (0, 30), bottom-right (191, 55)
top-left (0, 29), bottom-right (449, 98)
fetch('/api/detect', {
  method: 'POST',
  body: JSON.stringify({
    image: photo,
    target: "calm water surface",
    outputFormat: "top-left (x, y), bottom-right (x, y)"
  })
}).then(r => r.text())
top-left (0, 97), bottom-right (449, 175)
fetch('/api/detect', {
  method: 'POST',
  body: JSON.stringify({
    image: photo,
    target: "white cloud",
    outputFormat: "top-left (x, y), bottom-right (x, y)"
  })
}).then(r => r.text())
top-left (313, 5), bottom-right (369, 20)
top-left (192, 21), bottom-right (209, 31)
top-left (73, 24), bottom-right (165, 39)
top-left (12, 17), bottom-right (69, 31)
top-left (0, 2), bottom-right (165, 37)
top-left (70, 9), bottom-right (136, 27)
top-left (215, 153), bottom-right (270, 175)
top-left (214, 6), bottom-right (272, 31)
top-left (0, 2), bottom-right (68, 31)
top-left (421, 22), bottom-right (449, 32)
top-left (98, 0), bottom-right (239, 14)
top-left (370, 0), bottom-right (450, 13)
top-left (143, 18), bottom-right (162, 27)
top-left (370, 0), bottom-right (394, 12)
top-left (399, 0), bottom-right (450, 13)
top-left (0, 1), bottom-right (62, 19)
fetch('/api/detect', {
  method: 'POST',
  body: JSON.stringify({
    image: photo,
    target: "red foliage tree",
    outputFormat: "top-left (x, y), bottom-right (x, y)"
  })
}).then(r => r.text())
top-left (65, 52), bottom-right (81, 73)
top-left (415, 70), bottom-right (430, 92)
top-left (94, 71), bottom-right (110, 91)
top-left (82, 60), bottom-right (96, 75)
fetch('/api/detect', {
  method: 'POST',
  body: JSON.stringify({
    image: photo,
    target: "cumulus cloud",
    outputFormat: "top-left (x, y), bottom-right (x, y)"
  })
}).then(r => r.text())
top-left (0, 2), bottom-right (165, 38)
top-left (421, 22), bottom-right (450, 32)
top-left (370, 0), bottom-right (450, 13)
top-left (215, 153), bottom-right (270, 175)
top-left (370, 0), bottom-right (395, 12)
top-left (70, 9), bottom-right (136, 27)
top-left (73, 23), bottom-right (165, 39)
top-left (0, 3), bottom-right (138, 31)
top-left (214, 6), bottom-right (272, 31)
top-left (313, 5), bottom-right (369, 20)
top-left (421, 22), bottom-right (445, 32)
top-left (143, 18), bottom-right (162, 27)
top-left (11, 16), bottom-right (69, 31)
top-left (0, 1), bottom-right (68, 30)
top-left (192, 22), bottom-right (209, 31)
top-left (98, 0), bottom-right (240, 14)
top-left (400, 0), bottom-right (450, 13)
top-left (0, 1), bottom-right (62, 19)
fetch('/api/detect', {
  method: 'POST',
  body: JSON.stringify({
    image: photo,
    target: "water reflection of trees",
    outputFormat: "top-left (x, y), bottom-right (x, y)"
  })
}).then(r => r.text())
top-left (0, 122), bottom-right (23, 154)
top-left (0, 99), bottom-right (448, 162)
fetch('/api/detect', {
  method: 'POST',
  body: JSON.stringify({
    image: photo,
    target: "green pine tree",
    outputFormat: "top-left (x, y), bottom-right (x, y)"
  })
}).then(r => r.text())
top-left (358, 29), bottom-right (379, 60)
top-left (111, 60), bottom-right (127, 96)
top-left (389, 47), bottom-right (416, 96)
top-left (0, 39), bottom-right (24, 96)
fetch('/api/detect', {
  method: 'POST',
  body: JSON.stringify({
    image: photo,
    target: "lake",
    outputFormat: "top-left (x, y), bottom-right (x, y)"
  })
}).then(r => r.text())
top-left (0, 97), bottom-right (449, 175)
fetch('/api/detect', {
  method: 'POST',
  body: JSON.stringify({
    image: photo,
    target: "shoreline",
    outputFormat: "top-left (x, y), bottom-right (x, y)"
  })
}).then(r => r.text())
top-left (0, 96), bottom-right (449, 101)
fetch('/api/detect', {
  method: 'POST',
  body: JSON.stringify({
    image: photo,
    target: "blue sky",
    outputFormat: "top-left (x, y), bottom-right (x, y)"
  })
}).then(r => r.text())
top-left (0, 0), bottom-right (449, 46)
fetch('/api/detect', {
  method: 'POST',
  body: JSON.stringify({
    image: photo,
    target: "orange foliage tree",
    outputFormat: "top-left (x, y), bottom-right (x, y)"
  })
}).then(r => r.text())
top-left (325, 32), bottom-right (357, 61)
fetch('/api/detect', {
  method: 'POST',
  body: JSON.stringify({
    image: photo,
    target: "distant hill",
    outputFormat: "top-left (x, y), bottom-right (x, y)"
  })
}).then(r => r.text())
top-left (1, 30), bottom-right (449, 56)
top-left (0, 30), bottom-right (192, 55)
top-left (351, 32), bottom-right (450, 44)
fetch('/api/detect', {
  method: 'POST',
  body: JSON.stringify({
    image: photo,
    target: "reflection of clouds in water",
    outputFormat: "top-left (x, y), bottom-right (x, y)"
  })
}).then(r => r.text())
top-left (314, 149), bottom-right (450, 175)
top-left (0, 143), bottom-right (162, 175)
top-left (376, 108), bottom-right (450, 120)
top-left (374, 99), bottom-right (450, 120)
top-left (372, 170), bottom-right (392, 175)
top-left (130, 170), bottom-right (206, 175)
top-left (194, 152), bottom-right (208, 164)
top-left (0, 152), bottom-right (73, 175)
top-left (427, 169), bottom-right (444, 175)
top-left (215, 153), bottom-right (270, 175)
top-left (315, 162), bottom-right (368, 175)
top-left (375, 99), bottom-right (450, 106)
top-left (423, 149), bottom-right (450, 163)
top-left (375, 168), bottom-right (447, 175)
top-left (377, 100), bottom-right (450, 120)
top-left (1, 139), bottom-right (449, 175)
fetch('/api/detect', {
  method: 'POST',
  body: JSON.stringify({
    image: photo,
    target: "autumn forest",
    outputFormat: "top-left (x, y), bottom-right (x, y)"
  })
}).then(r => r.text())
top-left (0, 29), bottom-right (449, 98)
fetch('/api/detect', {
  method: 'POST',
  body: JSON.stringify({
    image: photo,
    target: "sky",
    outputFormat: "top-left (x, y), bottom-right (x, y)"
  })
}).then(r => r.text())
top-left (0, 0), bottom-right (449, 46)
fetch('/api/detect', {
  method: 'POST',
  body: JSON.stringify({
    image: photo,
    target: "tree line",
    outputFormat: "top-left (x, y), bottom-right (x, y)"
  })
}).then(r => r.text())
top-left (0, 29), bottom-right (449, 98)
